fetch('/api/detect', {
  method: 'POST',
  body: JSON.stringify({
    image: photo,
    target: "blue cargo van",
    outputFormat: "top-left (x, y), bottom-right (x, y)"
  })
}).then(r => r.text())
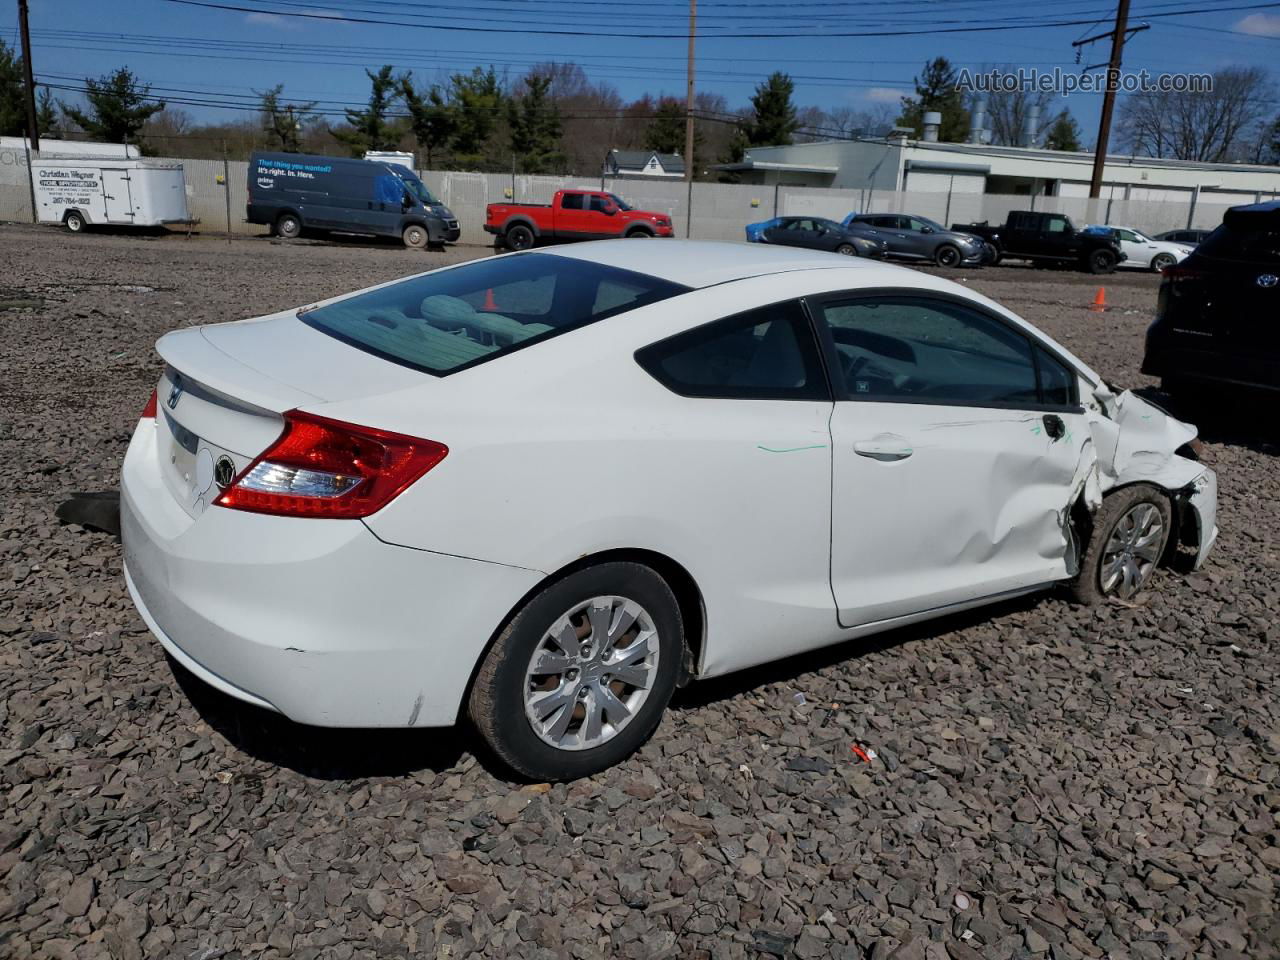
top-left (246, 152), bottom-right (461, 248)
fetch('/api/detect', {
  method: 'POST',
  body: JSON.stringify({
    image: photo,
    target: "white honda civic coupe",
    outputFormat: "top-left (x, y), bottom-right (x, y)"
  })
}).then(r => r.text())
top-left (121, 241), bottom-right (1218, 779)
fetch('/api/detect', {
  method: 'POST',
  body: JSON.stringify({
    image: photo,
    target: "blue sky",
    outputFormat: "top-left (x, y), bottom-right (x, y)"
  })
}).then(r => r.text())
top-left (4, 0), bottom-right (1279, 142)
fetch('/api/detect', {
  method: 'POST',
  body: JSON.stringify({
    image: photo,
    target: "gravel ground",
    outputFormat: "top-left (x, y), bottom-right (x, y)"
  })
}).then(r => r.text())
top-left (2, 224), bottom-right (1277, 960)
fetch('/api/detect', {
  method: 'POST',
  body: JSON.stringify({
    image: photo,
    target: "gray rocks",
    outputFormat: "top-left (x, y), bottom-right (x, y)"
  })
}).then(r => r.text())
top-left (2, 226), bottom-right (1278, 960)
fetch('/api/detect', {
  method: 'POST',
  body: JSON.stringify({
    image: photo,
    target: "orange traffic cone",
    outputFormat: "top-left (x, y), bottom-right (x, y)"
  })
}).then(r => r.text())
top-left (483, 288), bottom-right (497, 311)
top-left (1088, 287), bottom-right (1106, 312)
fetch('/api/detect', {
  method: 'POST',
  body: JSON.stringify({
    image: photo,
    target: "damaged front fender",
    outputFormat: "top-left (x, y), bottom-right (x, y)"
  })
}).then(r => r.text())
top-left (1086, 386), bottom-right (1219, 567)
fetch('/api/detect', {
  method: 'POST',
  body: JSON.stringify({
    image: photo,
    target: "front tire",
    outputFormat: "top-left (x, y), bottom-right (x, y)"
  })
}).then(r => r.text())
top-left (835, 243), bottom-right (857, 257)
top-left (1088, 249), bottom-right (1117, 274)
top-left (1150, 253), bottom-right (1176, 273)
top-left (65, 211), bottom-right (86, 233)
top-left (934, 244), bottom-right (962, 267)
top-left (626, 229), bottom-right (654, 239)
top-left (1070, 484), bottom-right (1172, 604)
top-left (504, 224), bottom-right (535, 251)
top-left (468, 562), bottom-right (683, 780)
top-left (402, 223), bottom-right (428, 249)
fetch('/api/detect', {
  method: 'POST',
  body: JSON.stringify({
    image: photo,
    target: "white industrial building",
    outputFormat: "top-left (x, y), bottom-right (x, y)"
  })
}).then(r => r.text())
top-left (717, 137), bottom-right (1280, 210)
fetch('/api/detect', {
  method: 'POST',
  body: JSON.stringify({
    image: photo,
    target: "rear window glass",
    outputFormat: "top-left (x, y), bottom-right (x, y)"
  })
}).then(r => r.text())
top-left (1197, 223), bottom-right (1280, 264)
top-left (299, 254), bottom-right (688, 375)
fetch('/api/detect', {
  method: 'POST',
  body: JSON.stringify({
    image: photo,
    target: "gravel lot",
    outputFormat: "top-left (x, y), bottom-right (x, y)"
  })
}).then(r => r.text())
top-left (2, 224), bottom-right (1277, 960)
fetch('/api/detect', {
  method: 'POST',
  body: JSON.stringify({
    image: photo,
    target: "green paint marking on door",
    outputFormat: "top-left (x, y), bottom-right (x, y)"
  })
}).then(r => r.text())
top-left (757, 444), bottom-right (828, 453)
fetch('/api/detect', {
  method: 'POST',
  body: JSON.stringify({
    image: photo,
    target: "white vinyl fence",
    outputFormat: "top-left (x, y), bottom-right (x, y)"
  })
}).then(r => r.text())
top-left (0, 145), bottom-right (1259, 243)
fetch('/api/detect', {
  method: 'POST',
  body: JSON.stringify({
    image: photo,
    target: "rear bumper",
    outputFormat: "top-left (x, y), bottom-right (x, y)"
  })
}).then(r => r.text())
top-left (120, 421), bottom-right (542, 727)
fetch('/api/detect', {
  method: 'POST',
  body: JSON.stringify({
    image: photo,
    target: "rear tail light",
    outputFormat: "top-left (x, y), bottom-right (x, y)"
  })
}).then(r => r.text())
top-left (216, 410), bottom-right (447, 519)
top-left (141, 389), bottom-right (157, 421)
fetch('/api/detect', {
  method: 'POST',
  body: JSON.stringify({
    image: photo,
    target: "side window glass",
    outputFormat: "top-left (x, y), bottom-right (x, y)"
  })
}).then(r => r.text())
top-left (589, 195), bottom-right (610, 213)
top-left (1036, 348), bottom-right (1076, 407)
top-left (373, 174), bottom-right (403, 205)
top-left (636, 300), bottom-right (829, 400)
top-left (1046, 217), bottom-right (1068, 233)
top-left (817, 296), bottom-right (1039, 406)
top-left (561, 193), bottom-right (584, 210)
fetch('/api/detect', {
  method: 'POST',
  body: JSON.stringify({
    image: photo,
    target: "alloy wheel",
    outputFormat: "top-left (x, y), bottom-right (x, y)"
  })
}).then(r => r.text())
top-left (523, 595), bottom-right (660, 751)
top-left (1100, 502), bottom-right (1164, 598)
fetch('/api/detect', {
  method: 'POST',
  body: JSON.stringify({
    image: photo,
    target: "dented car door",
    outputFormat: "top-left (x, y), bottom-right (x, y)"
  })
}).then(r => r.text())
top-left (811, 292), bottom-right (1093, 627)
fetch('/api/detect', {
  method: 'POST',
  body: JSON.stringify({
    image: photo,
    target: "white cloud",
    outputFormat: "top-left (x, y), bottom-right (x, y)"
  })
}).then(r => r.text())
top-left (1234, 12), bottom-right (1280, 36)
top-left (863, 87), bottom-right (904, 104)
top-left (245, 11), bottom-right (301, 29)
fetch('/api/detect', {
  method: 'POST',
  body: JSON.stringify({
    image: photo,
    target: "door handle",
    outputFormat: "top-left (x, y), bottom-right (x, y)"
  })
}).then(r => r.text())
top-left (1043, 414), bottom-right (1066, 440)
top-left (854, 439), bottom-right (913, 462)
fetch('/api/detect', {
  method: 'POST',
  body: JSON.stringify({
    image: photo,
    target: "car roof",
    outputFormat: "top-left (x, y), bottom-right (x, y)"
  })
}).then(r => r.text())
top-left (537, 239), bottom-right (894, 289)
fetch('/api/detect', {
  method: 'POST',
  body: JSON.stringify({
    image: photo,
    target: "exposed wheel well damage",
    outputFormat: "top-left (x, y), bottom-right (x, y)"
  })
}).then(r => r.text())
top-left (456, 547), bottom-right (707, 722)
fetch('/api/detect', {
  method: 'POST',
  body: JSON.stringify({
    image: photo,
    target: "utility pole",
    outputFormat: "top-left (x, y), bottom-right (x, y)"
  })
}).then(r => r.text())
top-left (18, 0), bottom-right (40, 152)
top-left (684, 0), bottom-right (696, 238)
top-left (1086, 0), bottom-right (1130, 199)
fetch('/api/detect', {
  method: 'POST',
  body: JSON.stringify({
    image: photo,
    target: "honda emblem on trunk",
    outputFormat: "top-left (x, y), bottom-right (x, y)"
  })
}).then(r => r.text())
top-left (214, 455), bottom-right (236, 489)
top-left (1258, 274), bottom-right (1278, 288)
top-left (167, 376), bottom-right (183, 410)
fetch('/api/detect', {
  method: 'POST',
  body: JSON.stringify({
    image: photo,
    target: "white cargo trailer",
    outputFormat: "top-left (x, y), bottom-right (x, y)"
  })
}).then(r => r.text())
top-left (33, 157), bottom-right (191, 232)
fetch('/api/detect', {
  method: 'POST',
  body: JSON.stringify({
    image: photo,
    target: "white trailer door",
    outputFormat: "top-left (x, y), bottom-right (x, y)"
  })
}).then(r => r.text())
top-left (101, 169), bottom-right (134, 222)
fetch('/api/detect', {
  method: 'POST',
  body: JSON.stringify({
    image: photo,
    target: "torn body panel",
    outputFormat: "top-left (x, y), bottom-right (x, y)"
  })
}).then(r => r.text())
top-left (1084, 387), bottom-right (1219, 567)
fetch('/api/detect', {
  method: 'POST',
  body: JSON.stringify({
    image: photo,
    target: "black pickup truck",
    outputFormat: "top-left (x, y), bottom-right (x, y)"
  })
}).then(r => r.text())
top-left (952, 210), bottom-right (1124, 273)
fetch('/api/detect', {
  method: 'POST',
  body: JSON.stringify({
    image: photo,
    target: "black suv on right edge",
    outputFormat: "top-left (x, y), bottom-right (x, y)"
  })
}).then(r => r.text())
top-left (1143, 200), bottom-right (1280, 397)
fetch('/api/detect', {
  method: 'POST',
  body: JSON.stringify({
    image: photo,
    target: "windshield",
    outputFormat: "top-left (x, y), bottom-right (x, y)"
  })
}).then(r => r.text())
top-left (300, 254), bottom-right (688, 376)
top-left (607, 193), bottom-right (632, 211)
top-left (392, 167), bottom-right (437, 205)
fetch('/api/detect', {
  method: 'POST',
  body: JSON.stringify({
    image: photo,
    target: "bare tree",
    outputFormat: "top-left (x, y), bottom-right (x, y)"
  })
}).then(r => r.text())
top-left (1118, 67), bottom-right (1274, 162)
top-left (977, 82), bottom-right (1059, 146)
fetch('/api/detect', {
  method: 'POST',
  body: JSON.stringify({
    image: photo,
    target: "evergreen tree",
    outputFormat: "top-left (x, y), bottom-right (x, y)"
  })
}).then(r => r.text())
top-left (0, 40), bottom-right (27, 137)
top-left (643, 99), bottom-right (686, 154)
top-left (1263, 115), bottom-right (1280, 164)
top-left (60, 67), bottom-right (166, 144)
top-left (258, 84), bottom-right (316, 153)
top-left (332, 65), bottom-right (401, 156)
top-left (401, 75), bottom-right (457, 169)
top-left (1044, 110), bottom-right (1083, 152)
top-left (744, 72), bottom-right (799, 146)
top-left (508, 73), bottom-right (564, 174)
top-left (449, 67), bottom-right (503, 167)
top-left (897, 58), bottom-right (969, 141)
top-left (37, 87), bottom-right (58, 137)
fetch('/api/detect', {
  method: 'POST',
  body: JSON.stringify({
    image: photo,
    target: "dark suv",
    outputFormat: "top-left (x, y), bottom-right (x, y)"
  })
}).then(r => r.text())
top-left (1143, 200), bottom-right (1280, 396)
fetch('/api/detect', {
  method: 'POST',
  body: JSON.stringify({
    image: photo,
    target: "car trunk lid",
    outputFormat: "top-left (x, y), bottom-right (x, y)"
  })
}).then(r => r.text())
top-left (151, 312), bottom-right (428, 518)
top-left (1168, 204), bottom-right (1280, 351)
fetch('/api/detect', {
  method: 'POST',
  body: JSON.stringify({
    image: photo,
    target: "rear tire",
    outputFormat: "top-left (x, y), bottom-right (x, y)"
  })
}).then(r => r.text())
top-left (65, 211), bottom-right (86, 233)
top-left (402, 224), bottom-right (428, 249)
top-left (505, 224), bottom-right (535, 251)
top-left (835, 243), bottom-right (857, 257)
top-left (468, 562), bottom-right (683, 781)
top-left (1069, 484), bottom-right (1172, 604)
top-left (934, 244), bottom-right (962, 267)
top-left (1088, 249), bottom-right (1117, 274)
top-left (275, 213), bottom-right (302, 240)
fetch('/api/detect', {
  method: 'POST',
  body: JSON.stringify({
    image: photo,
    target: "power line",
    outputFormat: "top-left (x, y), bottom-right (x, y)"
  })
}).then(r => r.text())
top-left (157, 0), bottom-right (1280, 39)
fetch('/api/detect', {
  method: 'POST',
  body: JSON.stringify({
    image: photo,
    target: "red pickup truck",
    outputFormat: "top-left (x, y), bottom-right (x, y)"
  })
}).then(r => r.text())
top-left (485, 189), bottom-right (674, 250)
